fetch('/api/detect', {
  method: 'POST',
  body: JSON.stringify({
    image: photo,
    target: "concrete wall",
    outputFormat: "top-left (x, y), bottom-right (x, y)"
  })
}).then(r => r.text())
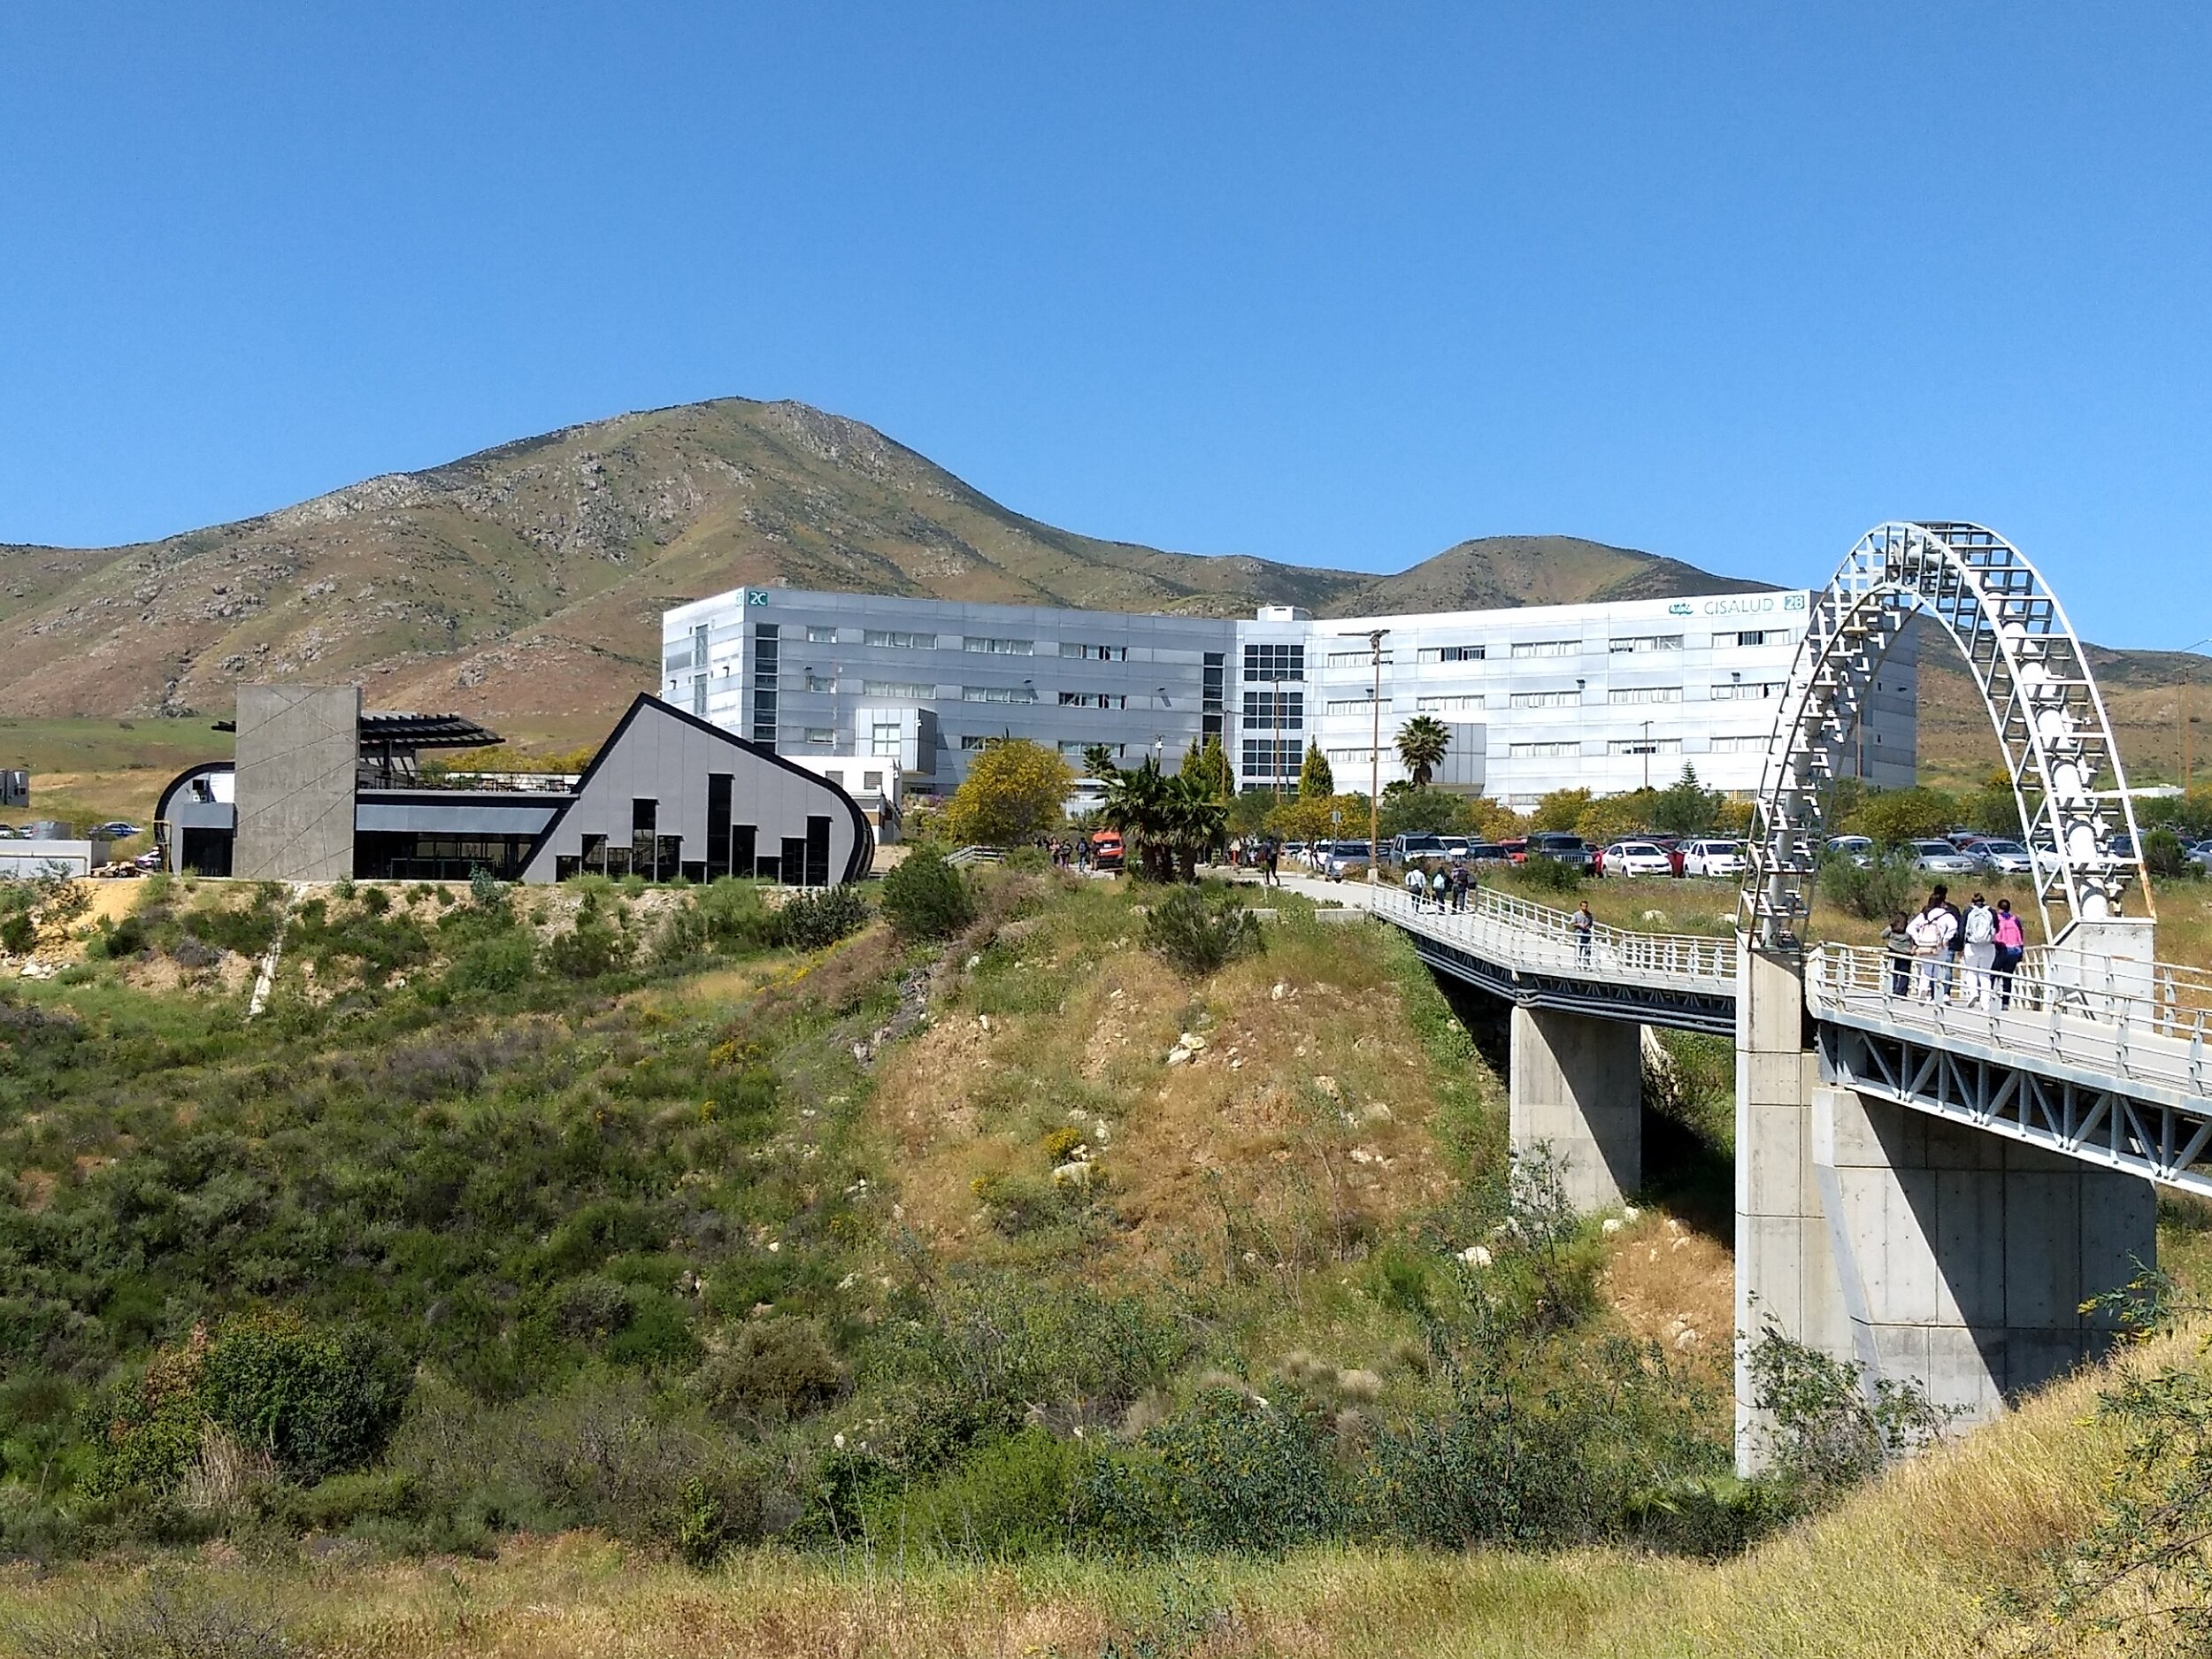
top-left (1509, 1005), bottom-right (1641, 1211)
top-left (233, 685), bottom-right (359, 882)
top-left (1814, 1085), bottom-right (2154, 1420)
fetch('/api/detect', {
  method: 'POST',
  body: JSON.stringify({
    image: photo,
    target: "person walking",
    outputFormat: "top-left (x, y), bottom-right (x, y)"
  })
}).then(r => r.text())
top-left (1405, 862), bottom-right (1427, 910)
top-left (1451, 860), bottom-right (1471, 913)
top-left (1883, 913), bottom-right (1914, 997)
top-left (1992, 898), bottom-right (2026, 1009)
top-left (1908, 887), bottom-right (1959, 1002)
top-left (1571, 899), bottom-right (1595, 964)
top-left (1961, 892), bottom-right (1998, 1007)
top-left (1263, 837), bottom-right (1281, 889)
top-left (1429, 864), bottom-right (1449, 910)
top-left (1940, 887), bottom-right (1966, 1001)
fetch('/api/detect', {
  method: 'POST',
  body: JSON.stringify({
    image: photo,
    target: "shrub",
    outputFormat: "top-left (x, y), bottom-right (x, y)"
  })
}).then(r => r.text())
top-left (1744, 1320), bottom-right (1950, 1517)
top-left (1518, 855), bottom-right (1581, 894)
top-left (772, 884), bottom-right (870, 950)
top-left (1143, 884), bottom-right (1263, 978)
top-left (690, 1317), bottom-right (844, 1427)
top-left (864, 1427), bottom-right (1084, 1557)
top-left (880, 847), bottom-right (975, 941)
top-left (1, 911), bottom-right (37, 955)
top-left (545, 892), bottom-right (630, 979)
top-left (1087, 1388), bottom-right (1345, 1555)
top-left (2144, 826), bottom-right (2193, 879)
top-left (668, 879), bottom-right (774, 956)
top-left (1818, 848), bottom-right (1917, 922)
top-left (445, 931), bottom-right (534, 995)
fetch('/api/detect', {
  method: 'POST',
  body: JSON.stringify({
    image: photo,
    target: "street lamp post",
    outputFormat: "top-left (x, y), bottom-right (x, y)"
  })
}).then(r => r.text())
top-left (1335, 627), bottom-right (1390, 902)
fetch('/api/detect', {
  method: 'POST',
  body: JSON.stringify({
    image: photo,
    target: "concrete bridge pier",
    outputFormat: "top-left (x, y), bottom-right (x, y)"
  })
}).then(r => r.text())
top-left (1509, 1004), bottom-right (1641, 1211)
top-left (1734, 942), bottom-right (2157, 1469)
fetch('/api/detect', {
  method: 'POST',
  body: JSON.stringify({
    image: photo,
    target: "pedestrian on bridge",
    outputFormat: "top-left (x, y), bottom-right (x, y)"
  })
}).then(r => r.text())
top-left (1993, 899), bottom-right (2025, 1008)
top-left (1884, 913), bottom-right (1914, 997)
top-left (1430, 865), bottom-right (1449, 909)
top-left (1962, 894), bottom-right (1999, 1007)
top-left (1572, 900), bottom-right (1595, 963)
top-left (1451, 861), bottom-right (1471, 913)
top-left (1909, 888), bottom-right (1959, 1002)
top-left (1405, 863), bottom-right (1427, 910)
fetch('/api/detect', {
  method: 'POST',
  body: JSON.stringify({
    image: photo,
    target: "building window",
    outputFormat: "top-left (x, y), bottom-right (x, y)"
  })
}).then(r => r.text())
top-left (825, 769), bottom-right (844, 787)
top-left (1415, 694), bottom-right (1485, 713)
top-left (1325, 695), bottom-right (1380, 715)
top-left (1511, 639), bottom-right (1581, 659)
top-left (805, 728), bottom-right (835, 746)
top-left (1608, 737), bottom-right (1683, 756)
top-left (1728, 629), bottom-right (1781, 648)
top-left (1325, 746), bottom-right (1375, 765)
top-left (664, 644), bottom-right (694, 673)
top-left (1240, 738), bottom-right (1301, 778)
top-left (806, 626), bottom-right (837, 643)
top-left (862, 680), bottom-right (933, 698)
top-left (1326, 648), bottom-right (1392, 665)
top-left (957, 733), bottom-right (1005, 750)
top-left (692, 675), bottom-right (707, 715)
top-left (964, 636), bottom-right (1033, 655)
top-left (1061, 641), bottom-right (1128, 660)
top-left (1509, 741), bottom-right (1581, 757)
top-left (1061, 739), bottom-right (1126, 759)
top-left (962, 685), bottom-right (1036, 703)
top-left (1711, 680), bottom-right (1786, 700)
top-left (1509, 689), bottom-right (1580, 709)
top-left (1058, 691), bottom-right (1128, 708)
top-left (863, 771), bottom-right (883, 791)
top-left (693, 622), bottom-right (710, 664)
top-left (870, 721), bottom-right (902, 757)
top-left (1706, 734), bottom-right (1768, 754)
top-left (1609, 634), bottom-right (1682, 654)
top-left (864, 629), bottom-right (937, 649)
top-left (1242, 642), bottom-right (1304, 682)
top-left (1606, 686), bottom-right (1683, 705)
top-left (1416, 644), bottom-right (1486, 664)
top-left (750, 623), bottom-right (780, 747)
top-left (804, 672), bottom-right (836, 693)
top-left (1241, 689), bottom-right (1304, 730)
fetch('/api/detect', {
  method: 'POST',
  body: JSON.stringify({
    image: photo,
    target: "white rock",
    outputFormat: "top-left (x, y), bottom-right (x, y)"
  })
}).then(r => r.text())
top-left (1311, 1075), bottom-right (1340, 1099)
top-left (1166, 1048), bottom-right (1189, 1065)
top-left (1622, 1205), bottom-right (1642, 1223)
top-left (964, 955), bottom-right (982, 970)
top-left (1271, 982), bottom-right (1288, 1001)
top-left (1051, 1159), bottom-right (1095, 1187)
top-left (978, 1014), bottom-right (991, 1030)
top-left (1362, 1102), bottom-right (1394, 1122)
top-left (1457, 1245), bottom-right (1494, 1268)
top-left (767, 1240), bottom-right (783, 1252)
top-left (1601, 1218), bottom-right (1624, 1235)
top-left (1674, 1328), bottom-right (1701, 1350)
top-left (1181, 1032), bottom-right (1207, 1051)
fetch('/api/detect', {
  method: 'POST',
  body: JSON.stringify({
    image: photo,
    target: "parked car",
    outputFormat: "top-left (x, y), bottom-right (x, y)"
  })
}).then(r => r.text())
top-left (1089, 831), bottom-right (1125, 872)
top-left (95, 820), bottom-right (142, 840)
top-left (1324, 841), bottom-right (1372, 880)
top-left (1970, 838), bottom-right (2033, 875)
top-left (1600, 840), bottom-right (1675, 879)
top-left (1439, 836), bottom-right (1471, 858)
top-left (1391, 833), bottom-right (1448, 865)
top-left (1462, 841), bottom-right (1512, 864)
top-left (1824, 834), bottom-right (1876, 868)
top-left (1678, 838), bottom-right (1747, 878)
top-left (1909, 839), bottom-right (1979, 875)
top-left (133, 848), bottom-right (164, 870)
top-left (1522, 832), bottom-right (1595, 873)
top-left (1495, 837), bottom-right (1530, 864)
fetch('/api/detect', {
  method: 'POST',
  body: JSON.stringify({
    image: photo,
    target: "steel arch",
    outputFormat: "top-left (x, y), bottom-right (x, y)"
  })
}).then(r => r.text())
top-left (1740, 521), bottom-right (2149, 951)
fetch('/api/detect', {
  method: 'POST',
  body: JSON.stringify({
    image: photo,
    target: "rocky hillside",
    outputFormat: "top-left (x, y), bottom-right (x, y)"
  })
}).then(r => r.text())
top-left (0, 397), bottom-right (1765, 739)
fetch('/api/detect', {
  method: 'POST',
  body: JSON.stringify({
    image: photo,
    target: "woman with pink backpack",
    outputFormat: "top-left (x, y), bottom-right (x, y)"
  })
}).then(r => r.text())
top-left (1991, 898), bottom-right (2026, 1009)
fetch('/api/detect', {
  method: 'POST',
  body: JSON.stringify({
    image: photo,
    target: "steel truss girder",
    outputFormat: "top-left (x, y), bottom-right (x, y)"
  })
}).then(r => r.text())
top-left (1820, 1022), bottom-right (2212, 1196)
top-left (1742, 521), bottom-right (2148, 952)
top-left (1403, 932), bottom-right (1738, 1035)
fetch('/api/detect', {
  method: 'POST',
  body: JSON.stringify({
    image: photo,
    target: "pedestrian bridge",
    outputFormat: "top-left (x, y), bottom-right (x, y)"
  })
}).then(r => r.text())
top-left (1323, 522), bottom-right (2206, 1465)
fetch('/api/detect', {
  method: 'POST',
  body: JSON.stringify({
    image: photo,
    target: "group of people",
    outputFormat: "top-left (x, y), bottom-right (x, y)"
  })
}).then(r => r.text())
top-left (1046, 838), bottom-right (1101, 872)
top-left (1886, 883), bottom-right (2028, 1008)
top-left (1402, 859), bottom-right (1476, 912)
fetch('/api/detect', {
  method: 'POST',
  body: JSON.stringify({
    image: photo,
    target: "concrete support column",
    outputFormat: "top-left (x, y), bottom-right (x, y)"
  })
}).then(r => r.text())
top-left (1508, 1005), bottom-right (1641, 1212)
top-left (1735, 944), bottom-right (1846, 1471)
top-left (1813, 1085), bottom-right (2155, 1424)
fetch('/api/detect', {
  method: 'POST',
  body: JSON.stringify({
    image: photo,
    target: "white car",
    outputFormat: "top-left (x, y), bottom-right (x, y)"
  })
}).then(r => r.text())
top-left (1678, 839), bottom-right (1747, 878)
top-left (1910, 839), bottom-right (1979, 875)
top-left (1825, 834), bottom-right (1875, 867)
top-left (1970, 838), bottom-right (2033, 875)
top-left (1601, 840), bottom-right (1675, 878)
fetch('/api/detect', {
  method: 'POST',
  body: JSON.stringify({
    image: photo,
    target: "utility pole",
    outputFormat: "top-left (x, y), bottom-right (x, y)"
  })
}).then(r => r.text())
top-left (1335, 627), bottom-right (1390, 902)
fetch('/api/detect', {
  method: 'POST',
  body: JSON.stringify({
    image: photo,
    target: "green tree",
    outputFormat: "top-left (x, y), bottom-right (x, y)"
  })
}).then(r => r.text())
top-left (1652, 765), bottom-right (1721, 838)
top-left (1395, 716), bottom-right (1450, 787)
top-left (1081, 743), bottom-right (1122, 780)
top-left (1842, 786), bottom-right (1959, 845)
top-left (1298, 741), bottom-right (1334, 801)
top-left (1576, 792), bottom-right (1653, 848)
top-left (1962, 768), bottom-right (2021, 838)
top-left (1101, 757), bottom-right (1178, 881)
top-left (1530, 788), bottom-right (1594, 833)
top-left (944, 740), bottom-right (1073, 847)
top-left (1192, 734), bottom-right (1235, 802)
top-left (1379, 786), bottom-right (1463, 839)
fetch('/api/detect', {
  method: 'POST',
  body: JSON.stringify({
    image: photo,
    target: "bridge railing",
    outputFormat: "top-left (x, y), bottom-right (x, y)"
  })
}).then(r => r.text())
top-left (1807, 941), bottom-right (2212, 1100)
top-left (1371, 883), bottom-right (1736, 988)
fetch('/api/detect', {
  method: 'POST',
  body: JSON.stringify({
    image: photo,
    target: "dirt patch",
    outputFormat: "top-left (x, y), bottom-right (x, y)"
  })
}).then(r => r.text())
top-left (1599, 1211), bottom-right (1734, 1379)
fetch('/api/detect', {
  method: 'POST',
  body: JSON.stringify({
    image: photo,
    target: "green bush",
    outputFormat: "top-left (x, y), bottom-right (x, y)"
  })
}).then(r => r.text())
top-left (1143, 884), bottom-right (1263, 978)
top-left (880, 846), bottom-right (976, 941)
top-left (1087, 1388), bottom-right (1345, 1555)
top-left (445, 931), bottom-right (535, 995)
top-left (668, 879), bottom-right (774, 956)
top-left (864, 1427), bottom-right (1083, 1556)
top-left (1818, 848), bottom-right (1917, 922)
top-left (1518, 855), bottom-right (1581, 894)
top-left (1, 911), bottom-right (37, 955)
top-left (691, 1317), bottom-right (844, 1427)
top-left (545, 891), bottom-right (631, 979)
top-left (772, 884), bottom-right (870, 950)
top-left (2144, 826), bottom-right (2193, 879)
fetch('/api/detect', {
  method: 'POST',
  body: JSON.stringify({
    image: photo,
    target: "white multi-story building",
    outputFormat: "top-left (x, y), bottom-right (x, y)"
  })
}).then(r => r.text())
top-left (661, 585), bottom-right (1916, 808)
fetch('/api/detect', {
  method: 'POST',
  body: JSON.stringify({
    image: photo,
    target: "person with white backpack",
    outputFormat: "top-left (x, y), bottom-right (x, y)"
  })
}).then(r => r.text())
top-left (1907, 886), bottom-right (1960, 1002)
top-left (1961, 892), bottom-right (1998, 1007)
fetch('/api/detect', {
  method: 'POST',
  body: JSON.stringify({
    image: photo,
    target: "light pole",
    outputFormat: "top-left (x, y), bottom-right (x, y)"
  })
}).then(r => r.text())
top-left (1640, 719), bottom-right (1653, 791)
top-left (1336, 627), bottom-right (1390, 902)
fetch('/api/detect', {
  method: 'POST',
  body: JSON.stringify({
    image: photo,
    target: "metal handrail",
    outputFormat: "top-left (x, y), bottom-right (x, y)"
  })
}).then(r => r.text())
top-left (1372, 883), bottom-right (1735, 988)
top-left (1808, 941), bottom-right (2212, 1101)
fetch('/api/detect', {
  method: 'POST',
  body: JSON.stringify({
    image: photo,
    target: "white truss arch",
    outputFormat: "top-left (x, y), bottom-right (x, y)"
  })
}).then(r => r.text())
top-left (1741, 521), bottom-right (2148, 950)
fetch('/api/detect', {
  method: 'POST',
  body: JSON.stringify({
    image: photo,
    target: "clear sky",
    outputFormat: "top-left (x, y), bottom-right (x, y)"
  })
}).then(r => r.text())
top-left (2, 4), bottom-right (2207, 648)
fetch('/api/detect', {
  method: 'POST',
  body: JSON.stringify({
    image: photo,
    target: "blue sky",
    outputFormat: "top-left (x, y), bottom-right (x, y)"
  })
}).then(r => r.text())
top-left (2, 4), bottom-right (2207, 648)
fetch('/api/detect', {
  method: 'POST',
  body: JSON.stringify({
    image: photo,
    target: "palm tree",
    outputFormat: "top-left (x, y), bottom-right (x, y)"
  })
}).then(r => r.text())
top-left (1081, 742), bottom-right (1121, 780)
top-left (1100, 757), bottom-right (1177, 881)
top-left (1164, 769), bottom-right (1229, 881)
top-left (1395, 716), bottom-right (1450, 788)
